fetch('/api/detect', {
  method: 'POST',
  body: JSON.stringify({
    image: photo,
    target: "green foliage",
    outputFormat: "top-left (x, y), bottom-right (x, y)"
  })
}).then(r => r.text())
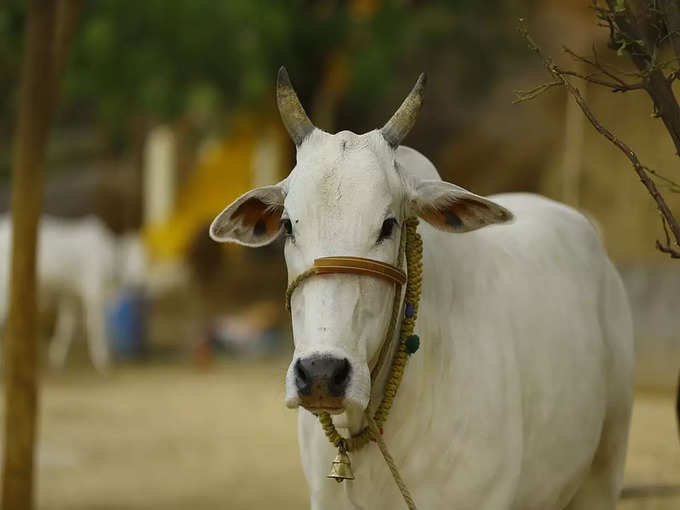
top-left (0, 0), bottom-right (518, 153)
top-left (63, 0), bottom-right (344, 135)
top-left (346, 0), bottom-right (517, 101)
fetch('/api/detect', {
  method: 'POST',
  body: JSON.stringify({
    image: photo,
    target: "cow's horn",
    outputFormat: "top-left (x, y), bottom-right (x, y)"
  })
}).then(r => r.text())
top-left (277, 66), bottom-right (315, 146)
top-left (380, 73), bottom-right (427, 148)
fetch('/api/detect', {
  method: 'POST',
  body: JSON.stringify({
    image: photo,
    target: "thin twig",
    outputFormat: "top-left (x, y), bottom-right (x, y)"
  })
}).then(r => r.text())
top-left (513, 81), bottom-right (562, 103)
top-left (667, 69), bottom-right (680, 85)
top-left (656, 215), bottom-right (680, 257)
top-left (563, 45), bottom-right (632, 85)
top-left (644, 166), bottom-right (680, 191)
top-left (557, 68), bottom-right (645, 92)
top-left (518, 20), bottom-right (680, 258)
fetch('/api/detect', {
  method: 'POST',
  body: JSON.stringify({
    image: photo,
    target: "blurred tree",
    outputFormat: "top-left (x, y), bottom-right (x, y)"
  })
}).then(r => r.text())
top-left (0, 0), bottom-right (521, 175)
top-left (61, 0), bottom-right (349, 148)
top-left (2, 2), bottom-right (82, 509)
top-left (0, 0), bottom-right (25, 173)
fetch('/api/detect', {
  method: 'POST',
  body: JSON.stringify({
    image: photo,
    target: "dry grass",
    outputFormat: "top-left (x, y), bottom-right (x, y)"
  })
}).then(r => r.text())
top-left (2, 358), bottom-right (676, 509)
top-left (34, 359), bottom-right (305, 510)
top-left (619, 389), bottom-right (680, 509)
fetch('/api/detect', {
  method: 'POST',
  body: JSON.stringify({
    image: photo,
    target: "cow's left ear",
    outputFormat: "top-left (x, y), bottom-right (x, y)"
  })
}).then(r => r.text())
top-left (409, 180), bottom-right (513, 233)
top-left (210, 184), bottom-right (285, 246)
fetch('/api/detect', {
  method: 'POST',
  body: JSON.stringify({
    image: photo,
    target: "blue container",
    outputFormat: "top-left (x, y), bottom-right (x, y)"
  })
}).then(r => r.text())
top-left (107, 288), bottom-right (147, 360)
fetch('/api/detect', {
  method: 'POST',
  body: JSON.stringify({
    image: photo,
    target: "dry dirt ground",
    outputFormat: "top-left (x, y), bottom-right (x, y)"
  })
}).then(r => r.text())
top-left (6, 358), bottom-right (677, 510)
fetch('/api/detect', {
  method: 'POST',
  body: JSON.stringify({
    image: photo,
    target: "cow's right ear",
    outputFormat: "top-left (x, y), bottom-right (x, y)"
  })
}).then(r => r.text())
top-left (209, 185), bottom-right (285, 247)
top-left (408, 180), bottom-right (513, 233)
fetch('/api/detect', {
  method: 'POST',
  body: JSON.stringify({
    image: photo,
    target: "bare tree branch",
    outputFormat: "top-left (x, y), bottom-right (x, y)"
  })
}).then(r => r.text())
top-left (517, 20), bottom-right (680, 258)
top-left (563, 45), bottom-right (636, 85)
top-left (644, 166), bottom-right (680, 192)
top-left (599, 0), bottom-right (680, 157)
top-left (512, 81), bottom-right (562, 104)
top-left (557, 67), bottom-right (646, 92)
top-left (656, 215), bottom-right (680, 257)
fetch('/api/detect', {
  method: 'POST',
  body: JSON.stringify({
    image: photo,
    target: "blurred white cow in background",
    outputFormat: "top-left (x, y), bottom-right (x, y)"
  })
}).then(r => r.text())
top-left (0, 215), bottom-right (147, 372)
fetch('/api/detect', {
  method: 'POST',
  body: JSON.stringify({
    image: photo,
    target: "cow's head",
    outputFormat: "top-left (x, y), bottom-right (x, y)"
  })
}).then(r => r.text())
top-left (210, 68), bottom-right (512, 419)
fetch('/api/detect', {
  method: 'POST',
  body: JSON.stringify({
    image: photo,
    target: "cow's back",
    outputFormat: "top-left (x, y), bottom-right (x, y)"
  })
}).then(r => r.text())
top-left (409, 192), bottom-right (633, 509)
top-left (39, 216), bottom-right (117, 296)
top-left (0, 216), bottom-right (117, 307)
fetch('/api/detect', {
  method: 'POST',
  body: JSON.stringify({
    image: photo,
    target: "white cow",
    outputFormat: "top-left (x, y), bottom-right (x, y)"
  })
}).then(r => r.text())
top-left (0, 215), bottom-right (146, 372)
top-left (210, 68), bottom-right (634, 510)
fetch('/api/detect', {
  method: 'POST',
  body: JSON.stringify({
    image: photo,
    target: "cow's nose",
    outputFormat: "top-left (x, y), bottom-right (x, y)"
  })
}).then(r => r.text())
top-left (295, 356), bottom-right (351, 398)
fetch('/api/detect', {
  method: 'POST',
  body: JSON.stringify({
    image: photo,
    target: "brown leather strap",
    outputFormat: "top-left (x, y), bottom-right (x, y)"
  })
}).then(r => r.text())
top-left (311, 256), bottom-right (406, 286)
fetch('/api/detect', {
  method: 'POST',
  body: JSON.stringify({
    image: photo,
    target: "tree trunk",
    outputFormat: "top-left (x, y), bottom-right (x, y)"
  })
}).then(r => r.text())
top-left (608, 0), bottom-right (680, 157)
top-left (2, 2), bottom-right (81, 509)
top-left (658, 0), bottom-right (680, 61)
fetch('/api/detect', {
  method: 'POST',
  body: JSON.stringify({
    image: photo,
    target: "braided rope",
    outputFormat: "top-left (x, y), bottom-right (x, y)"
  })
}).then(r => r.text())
top-left (367, 220), bottom-right (407, 377)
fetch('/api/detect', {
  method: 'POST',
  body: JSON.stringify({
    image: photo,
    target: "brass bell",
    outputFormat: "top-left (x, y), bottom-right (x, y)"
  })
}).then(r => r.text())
top-left (327, 447), bottom-right (355, 483)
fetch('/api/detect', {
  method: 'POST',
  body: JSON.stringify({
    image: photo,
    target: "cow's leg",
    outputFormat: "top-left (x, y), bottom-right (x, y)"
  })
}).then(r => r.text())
top-left (48, 296), bottom-right (78, 369)
top-left (565, 266), bottom-right (633, 510)
top-left (83, 293), bottom-right (110, 373)
top-left (563, 409), bottom-right (631, 510)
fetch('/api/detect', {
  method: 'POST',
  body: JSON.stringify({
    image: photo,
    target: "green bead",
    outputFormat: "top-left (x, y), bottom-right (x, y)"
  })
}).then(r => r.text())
top-left (405, 334), bottom-right (420, 354)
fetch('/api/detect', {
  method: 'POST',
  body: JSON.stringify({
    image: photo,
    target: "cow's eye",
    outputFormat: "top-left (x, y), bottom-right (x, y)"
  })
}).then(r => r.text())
top-left (377, 218), bottom-right (398, 243)
top-left (281, 218), bottom-right (293, 237)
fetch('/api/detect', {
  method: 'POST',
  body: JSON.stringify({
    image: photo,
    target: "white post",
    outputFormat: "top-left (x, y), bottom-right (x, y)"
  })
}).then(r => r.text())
top-left (251, 128), bottom-right (282, 188)
top-left (143, 125), bottom-right (176, 227)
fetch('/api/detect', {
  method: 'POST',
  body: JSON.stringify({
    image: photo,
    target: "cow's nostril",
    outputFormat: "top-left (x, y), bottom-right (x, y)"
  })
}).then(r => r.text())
top-left (295, 359), bottom-right (312, 395)
top-left (328, 358), bottom-right (351, 397)
top-left (295, 359), bottom-right (308, 382)
top-left (333, 359), bottom-right (350, 386)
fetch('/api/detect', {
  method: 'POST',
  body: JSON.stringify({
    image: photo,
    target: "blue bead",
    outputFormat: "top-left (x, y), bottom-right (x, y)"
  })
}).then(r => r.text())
top-left (404, 303), bottom-right (415, 318)
top-left (405, 334), bottom-right (420, 354)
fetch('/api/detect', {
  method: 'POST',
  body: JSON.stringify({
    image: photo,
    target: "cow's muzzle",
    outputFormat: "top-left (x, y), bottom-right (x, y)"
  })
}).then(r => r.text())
top-left (294, 355), bottom-right (351, 413)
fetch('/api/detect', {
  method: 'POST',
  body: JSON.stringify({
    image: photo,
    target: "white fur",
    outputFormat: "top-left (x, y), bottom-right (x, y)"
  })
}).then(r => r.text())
top-left (0, 216), bottom-right (147, 372)
top-left (212, 129), bottom-right (634, 510)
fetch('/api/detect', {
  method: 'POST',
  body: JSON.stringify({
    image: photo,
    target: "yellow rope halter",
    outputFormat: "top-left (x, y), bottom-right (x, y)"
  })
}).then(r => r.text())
top-left (285, 217), bottom-right (423, 452)
top-left (284, 217), bottom-right (424, 509)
